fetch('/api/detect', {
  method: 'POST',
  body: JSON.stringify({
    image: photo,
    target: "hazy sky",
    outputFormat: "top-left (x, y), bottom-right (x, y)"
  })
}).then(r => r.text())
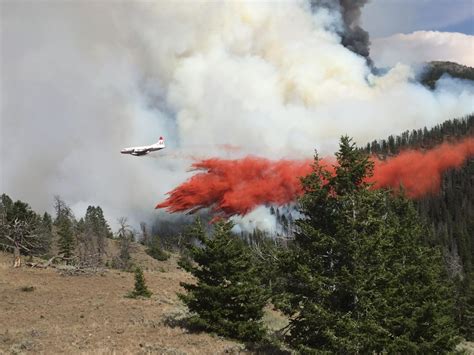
top-left (362, 0), bottom-right (474, 36)
top-left (0, 0), bottom-right (473, 230)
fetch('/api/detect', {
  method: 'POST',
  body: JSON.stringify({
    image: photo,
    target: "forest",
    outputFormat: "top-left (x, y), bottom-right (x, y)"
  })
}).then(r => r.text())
top-left (1, 115), bottom-right (473, 352)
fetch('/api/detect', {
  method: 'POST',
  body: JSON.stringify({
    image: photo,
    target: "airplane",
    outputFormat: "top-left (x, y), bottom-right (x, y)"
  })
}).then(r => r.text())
top-left (121, 136), bottom-right (166, 156)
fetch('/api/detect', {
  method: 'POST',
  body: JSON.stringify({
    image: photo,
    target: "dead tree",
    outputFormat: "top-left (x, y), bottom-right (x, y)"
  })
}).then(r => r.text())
top-left (0, 218), bottom-right (39, 268)
top-left (140, 222), bottom-right (149, 246)
top-left (113, 217), bottom-right (133, 270)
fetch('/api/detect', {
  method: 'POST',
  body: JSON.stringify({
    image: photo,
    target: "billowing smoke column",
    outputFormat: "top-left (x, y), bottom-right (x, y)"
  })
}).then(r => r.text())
top-left (311, 0), bottom-right (371, 59)
top-left (2, 1), bottom-right (474, 229)
top-left (157, 138), bottom-right (474, 218)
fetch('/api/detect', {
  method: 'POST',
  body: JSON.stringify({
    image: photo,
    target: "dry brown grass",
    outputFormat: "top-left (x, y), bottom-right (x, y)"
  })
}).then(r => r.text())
top-left (458, 341), bottom-right (474, 354)
top-left (0, 252), bottom-right (244, 354)
top-left (1, 248), bottom-right (467, 354)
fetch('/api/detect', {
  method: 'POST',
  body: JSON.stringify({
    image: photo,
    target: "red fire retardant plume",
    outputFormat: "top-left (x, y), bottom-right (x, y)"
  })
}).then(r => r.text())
top-left (156, 138), bottom-right (474, 217)
top-left (369, 137), bottom-right (474, 198)
top-left (156, 157), bottom-right (314, 216)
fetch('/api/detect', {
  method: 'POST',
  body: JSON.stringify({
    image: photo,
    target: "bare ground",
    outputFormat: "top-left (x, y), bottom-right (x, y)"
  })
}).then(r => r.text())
top-left (0, 251), bottom-right (244, 354)
top-left (1, 249), bottom-right (470, 354)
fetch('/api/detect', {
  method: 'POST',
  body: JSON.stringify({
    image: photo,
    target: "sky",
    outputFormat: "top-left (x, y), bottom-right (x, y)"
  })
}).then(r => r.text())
top-left (362, 0), bottom-right (474, 36)
top-left (364, 0), bottom-right (474, 67)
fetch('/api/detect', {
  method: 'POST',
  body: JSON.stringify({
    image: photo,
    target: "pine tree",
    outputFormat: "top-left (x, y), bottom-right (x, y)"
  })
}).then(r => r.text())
top-left (34, 212), bottom-right (53, 256)
top-left (128, 267), bottom-right (152, 298)
top-left (83, 206), bottom-right (112, 263)
top-left (57, 216), bottom-right (74, 263)
top-left (42, 212), bottom-right (52, 232)
top-left (179, 219), bottom-right (268, 342)
top-left (146, 236), bottom-right (169, 261)
top-left (177, 221), bottom-right (202, 271)
top-left (0, 194), bottom-right (47, 262)
top-left (276, 136), bottom-right (458, 353)
top-left (456, 273), bottom-right (474, 340)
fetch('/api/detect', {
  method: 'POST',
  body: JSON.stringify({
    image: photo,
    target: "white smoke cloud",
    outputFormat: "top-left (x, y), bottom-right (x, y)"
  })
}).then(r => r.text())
top-left (1, 1), bottom-right (473, 231)
top-left (231, 205), bottom-right (302, 237)
top-left (372, 31), bottom-right (474, 68)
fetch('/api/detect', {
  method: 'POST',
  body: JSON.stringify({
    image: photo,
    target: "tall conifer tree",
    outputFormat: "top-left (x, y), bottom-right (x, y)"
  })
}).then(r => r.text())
top-left (277, 136), bottom-right (458, 353)
top-left (179, 219), bottom-right (268, 342)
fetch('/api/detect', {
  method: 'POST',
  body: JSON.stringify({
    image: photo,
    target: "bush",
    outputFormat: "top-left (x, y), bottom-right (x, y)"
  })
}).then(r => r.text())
top-left (146, 240), bottom-right (169, 261)
top-left (126, 267), bottom-right (152, 299)
top-left (19, 286), bottom-right (35, 292)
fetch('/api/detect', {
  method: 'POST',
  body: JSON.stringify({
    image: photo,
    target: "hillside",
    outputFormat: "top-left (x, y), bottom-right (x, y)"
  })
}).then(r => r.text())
top-left (420, 61), bottom-right (474, 89)
top-left (363, 114), bottom-right (474, 277)
top-left (0, 249), bottom-right (244, 354)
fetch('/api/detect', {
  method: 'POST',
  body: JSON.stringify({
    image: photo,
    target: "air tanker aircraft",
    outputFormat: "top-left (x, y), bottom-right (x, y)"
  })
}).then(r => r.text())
top-left (121, 137), bottom-right (165, 156)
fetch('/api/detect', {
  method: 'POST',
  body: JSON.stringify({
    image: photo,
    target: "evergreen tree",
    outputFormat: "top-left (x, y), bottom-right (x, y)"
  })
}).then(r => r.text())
top-left (83, 205), bottom-right (112, 263)
top-left (42, 212), bottom-right (53, 232)
top-left (0, 194), bottom-right (48, 260)
top-left (34, 212), bottom-right (53, 256)
top-left (128, 267), bottom-right (152, 298)
top-left (361, 114), bottom-right (474, 335)
top-left (179, 219), bottom-right (268, 342)
top-left (0, 194), bottom-right (13, 217)
top-left (146, 236), bottom-right (169, 261)
top-left (455, 273), bottom-right (474, 340)
top-left (276, 136), bottom-right (458, 353)
top-left (177, 221), bottom-right (202, 271)
top-left (57, 216), bottom-right (74, 263)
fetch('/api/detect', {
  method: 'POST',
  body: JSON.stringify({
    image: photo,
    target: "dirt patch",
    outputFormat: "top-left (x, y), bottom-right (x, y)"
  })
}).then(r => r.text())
top-left (0, 252), bottom-right (242, 354)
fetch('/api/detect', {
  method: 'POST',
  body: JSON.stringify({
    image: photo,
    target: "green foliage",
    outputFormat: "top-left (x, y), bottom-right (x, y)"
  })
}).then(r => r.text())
top-left (177, 254), bottom-right (193, 272)
top-left (146, 236), bottom-right (170, 261)
top-left (77, 205), bottom-right (112, 265)
top-left (363, 115), bottom-right (474, 337)
top-left (4, 198), bottom-right (38, 223)
top-left (42, 212), bottom-right (53, 232)
top-left (179, 218), bottom-right (268, 342)
top-left (84, 206), bottom-right (112, 239)
top-left (0, 194), bottom-right (13, 217)
top-left (176, 220), bottom-right (204, 270)
top-left (455, 273), bottom-right (474, 341)
top-left (127, 267), bottom-right (152, 298)
top-left (34, 213), bottom-right (53, 256)
top-left (57, 215), bottom-right (74, 262)
top-left (276, 136), bottom-right (458, 353)
top-left (53, 196), bottom-right (73, 225)
top-left (0, 193), bottom-right (50, 256)
top-left (364, 114), bottom-right (473, 155)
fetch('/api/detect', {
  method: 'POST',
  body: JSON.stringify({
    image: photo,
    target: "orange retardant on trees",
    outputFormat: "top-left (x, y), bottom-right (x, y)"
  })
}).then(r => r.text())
top-left (156, 138), bottom-right (474, 217)
top-left (368, 137), bottom-right (474, 198)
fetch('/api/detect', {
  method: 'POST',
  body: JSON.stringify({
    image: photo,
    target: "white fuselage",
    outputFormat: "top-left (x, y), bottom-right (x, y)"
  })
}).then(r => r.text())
top-left (121, 138), bottom-right (165, 156)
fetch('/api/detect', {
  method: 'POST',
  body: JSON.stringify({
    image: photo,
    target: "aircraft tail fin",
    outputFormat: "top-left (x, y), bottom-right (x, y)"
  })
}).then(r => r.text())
top-left (157, 136), bottom-right (165, 147)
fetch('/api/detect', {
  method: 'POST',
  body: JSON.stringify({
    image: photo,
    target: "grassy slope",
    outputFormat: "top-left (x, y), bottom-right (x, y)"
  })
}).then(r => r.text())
top-left (0, 250), bottom-right (243, 354)
top-left (1, 242), bottom-right (470, 354)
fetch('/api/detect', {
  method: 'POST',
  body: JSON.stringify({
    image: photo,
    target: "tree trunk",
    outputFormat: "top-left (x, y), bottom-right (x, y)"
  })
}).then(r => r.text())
top-left (13, 245), bottom-right (21, 268)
